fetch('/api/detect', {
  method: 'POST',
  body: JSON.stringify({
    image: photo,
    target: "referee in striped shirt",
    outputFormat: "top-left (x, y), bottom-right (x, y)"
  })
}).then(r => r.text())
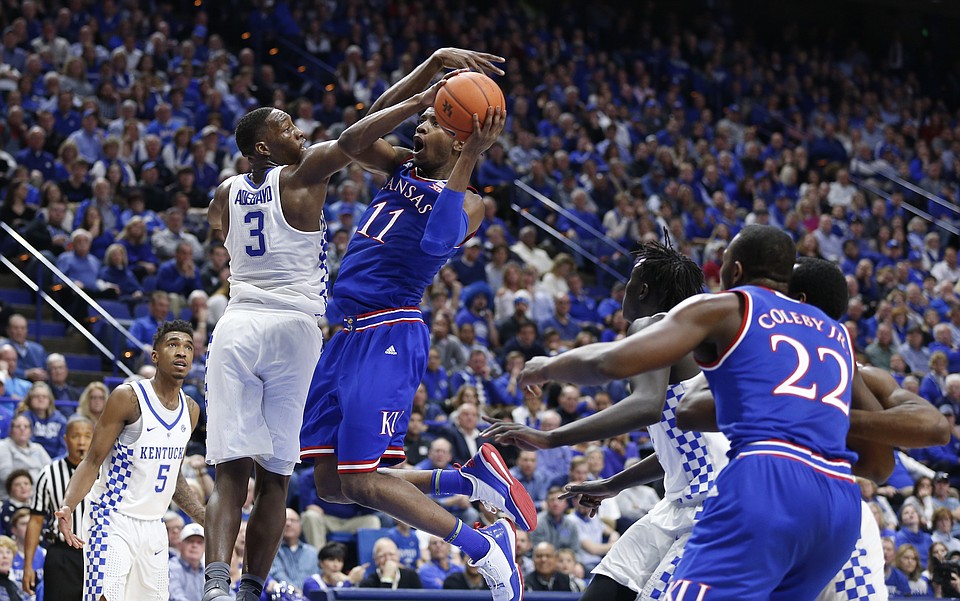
top-left (23, 415), bottom-right (94, 600)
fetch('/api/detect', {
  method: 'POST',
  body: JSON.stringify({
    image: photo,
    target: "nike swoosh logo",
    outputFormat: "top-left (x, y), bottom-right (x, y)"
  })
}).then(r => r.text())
top-left (146, 427), bottom-right (157, 432)
top-left (154, 549), bottom-right (163, 555)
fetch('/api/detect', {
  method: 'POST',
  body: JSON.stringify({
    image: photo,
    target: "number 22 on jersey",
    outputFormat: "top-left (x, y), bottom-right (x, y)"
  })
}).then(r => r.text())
top-left (357, 202), bottom-right (404, 244)
top-left (769, 333), bottom-right (850, 415)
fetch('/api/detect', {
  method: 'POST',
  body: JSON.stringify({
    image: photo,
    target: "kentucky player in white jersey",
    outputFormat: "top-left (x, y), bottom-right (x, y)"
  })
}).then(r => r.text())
top-left (55, 321), bottom-right (204, 601)
top-left (203, 48), bottom-right (512, 601)
top-left (487, 240), bottom-right (728, 601)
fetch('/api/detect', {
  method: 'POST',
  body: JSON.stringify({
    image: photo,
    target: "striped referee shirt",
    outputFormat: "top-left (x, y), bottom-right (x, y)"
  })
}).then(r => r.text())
top-left (31, 457), bottom-right (86, 545)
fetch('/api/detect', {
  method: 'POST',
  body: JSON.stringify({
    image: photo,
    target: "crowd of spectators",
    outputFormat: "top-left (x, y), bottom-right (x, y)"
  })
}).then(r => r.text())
top-left (3, 0), bottom-right (960, 599)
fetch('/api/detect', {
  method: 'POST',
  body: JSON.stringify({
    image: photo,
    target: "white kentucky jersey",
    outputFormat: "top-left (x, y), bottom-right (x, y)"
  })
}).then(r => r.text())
top-left (88, 380), bottom-right (192, 520)
top-left (225, 166), bottom-right (328, 317)
top-left (647, 378), bottom-right (730, 506)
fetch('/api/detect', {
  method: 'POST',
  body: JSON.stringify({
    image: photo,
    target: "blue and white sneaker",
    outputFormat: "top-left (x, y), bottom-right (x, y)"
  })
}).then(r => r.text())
top-left (461, 443), bottom-right (538, 531)
top-left (471, 518), bottom-right (523, 601)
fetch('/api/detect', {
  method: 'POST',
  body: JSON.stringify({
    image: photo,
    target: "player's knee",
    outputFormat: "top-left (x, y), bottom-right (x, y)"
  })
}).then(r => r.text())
top-left (340, 472), bottom-right (380, 506)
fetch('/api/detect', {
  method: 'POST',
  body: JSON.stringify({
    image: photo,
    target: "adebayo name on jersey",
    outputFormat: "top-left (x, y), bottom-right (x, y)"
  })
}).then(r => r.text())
top-left (234, 186), bottom-right (274, 206)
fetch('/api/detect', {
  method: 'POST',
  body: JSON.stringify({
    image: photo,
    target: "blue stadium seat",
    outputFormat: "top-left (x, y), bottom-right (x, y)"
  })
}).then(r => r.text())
top-left (356, 527), bottom-right (391, 567)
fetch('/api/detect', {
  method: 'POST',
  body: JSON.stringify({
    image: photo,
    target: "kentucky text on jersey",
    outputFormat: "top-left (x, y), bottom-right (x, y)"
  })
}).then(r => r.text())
top-left (756, 307), bottom-right (848, 350)
top-left (234, 186), bottom-right (274, 206)
top-left (380, 174), bottom-right (442, 213)
top-left (139, 446), bottom-right (185, 461)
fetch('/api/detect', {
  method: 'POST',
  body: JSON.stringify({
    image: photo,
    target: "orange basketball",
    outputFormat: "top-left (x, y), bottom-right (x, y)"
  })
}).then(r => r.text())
top-left (433, 71), bottom-right (505, 141)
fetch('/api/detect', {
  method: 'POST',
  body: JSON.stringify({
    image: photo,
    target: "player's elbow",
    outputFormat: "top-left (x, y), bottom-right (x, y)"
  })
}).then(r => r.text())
top-left (930, 414), bottom-right (952, 446)
top-left (337, 129), bottom-right (366, 158)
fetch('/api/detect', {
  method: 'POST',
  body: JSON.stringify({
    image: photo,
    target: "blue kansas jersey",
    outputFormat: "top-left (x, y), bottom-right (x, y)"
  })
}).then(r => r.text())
top-left (698, 285), bottom-right (857, 464)
top-left (331, 160), bottom-right (455, 319)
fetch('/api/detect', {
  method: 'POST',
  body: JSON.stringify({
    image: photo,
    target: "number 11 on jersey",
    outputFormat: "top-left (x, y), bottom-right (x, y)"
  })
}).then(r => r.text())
top-left (357, 202), bottom-right (404, 244)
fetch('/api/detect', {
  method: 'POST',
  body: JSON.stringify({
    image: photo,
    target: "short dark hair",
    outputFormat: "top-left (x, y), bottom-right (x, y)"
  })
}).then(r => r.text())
top-left (789, 257), bottom-right (848, 320)
top-left (632, 239), bottom-right (704, 312)
top-left (318, 541), bottom-right (348, 562)
top-left (235, 107), bottom-right (274, 157)
top-left (728, 225), bottom-right (795, 285)
top-left (4, 469), bottom-right (31, 496)
top-left (153, 320), bottom-right (194, 349)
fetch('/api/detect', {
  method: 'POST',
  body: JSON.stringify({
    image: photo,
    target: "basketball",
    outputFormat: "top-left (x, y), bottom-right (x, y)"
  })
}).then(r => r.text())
top-left (434, 71), bottom-right (505, 141)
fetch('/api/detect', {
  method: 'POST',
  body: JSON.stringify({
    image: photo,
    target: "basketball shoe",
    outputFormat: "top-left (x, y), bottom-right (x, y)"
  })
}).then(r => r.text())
top-left (460, 443), bottom-right (538, 531)
top-left (470, 518), bottom-right (524, 601)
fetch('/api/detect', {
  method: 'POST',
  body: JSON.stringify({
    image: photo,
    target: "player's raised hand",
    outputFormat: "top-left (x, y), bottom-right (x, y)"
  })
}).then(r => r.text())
top-left (483, 417), bottom-right (551, 451)
top-left (518, 356), bottom-right (551, 387)
top-left (433, 48), bottom-right (506, 76)
top-left (417, 70), bottom-right (467, 108)
top-left (560, 479), bottom-right (622, 518)
top-left (55, 505), bottom-right (85, 548)
top-left (461, 106), bottom-right (506, 157)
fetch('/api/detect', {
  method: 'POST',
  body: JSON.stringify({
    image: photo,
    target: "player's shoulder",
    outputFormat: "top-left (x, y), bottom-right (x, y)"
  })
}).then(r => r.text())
top-left (628, 313), bottom-right (666, 335)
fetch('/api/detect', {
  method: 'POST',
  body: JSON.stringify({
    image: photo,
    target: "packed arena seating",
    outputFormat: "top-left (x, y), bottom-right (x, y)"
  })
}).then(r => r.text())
top-left (3, 0), bottom-right (960, 598)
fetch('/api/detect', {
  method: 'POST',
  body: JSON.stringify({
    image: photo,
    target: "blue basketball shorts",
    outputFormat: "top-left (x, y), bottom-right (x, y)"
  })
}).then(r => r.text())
top-left (666, 440), bottom-right (861, 601)
top-left (300, 307), bottom-right (429, 474)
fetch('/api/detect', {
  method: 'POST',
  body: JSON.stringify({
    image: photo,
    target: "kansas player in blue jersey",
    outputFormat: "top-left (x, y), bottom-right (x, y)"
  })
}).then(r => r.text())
top-left (202, 48), bottom-right (507, 601)
top-left (677, 257), bottom-right (949, 601)
top-left (300, 62), bottom-right (534, 601)
top-left (519, 225), bottom-right (890, 600)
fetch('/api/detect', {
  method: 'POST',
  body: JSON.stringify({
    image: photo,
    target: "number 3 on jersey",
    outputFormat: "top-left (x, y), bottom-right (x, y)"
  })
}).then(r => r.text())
top-left (769, 334), bottom-right (850, 415)
top-left (245, 210), bottom-right (266, 256)
top-left (358, 202), bottom-right (404, 243)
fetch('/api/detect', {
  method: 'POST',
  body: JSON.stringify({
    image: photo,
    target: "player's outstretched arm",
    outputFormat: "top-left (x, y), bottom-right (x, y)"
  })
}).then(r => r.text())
top-left (421, 107), bottom-right (504, 256)
top-left (337, 79), bottom-right (451, 175)
top-left (56, 385), bottom-right (140, 548)
top-left (849, 366), bottom-right (950, 448)
top-left (520, 293), bottom-right (735, 387)
top-left (172, 398), bottom-right (206, 526)
top-left (560, 454), bottom-right (666, 518)
top-left (367, 47), bottom-right (504, 116)
top-left (847, 368), bottom-right (895, 483)
top-left (487, 316), bottom-right (672, 449)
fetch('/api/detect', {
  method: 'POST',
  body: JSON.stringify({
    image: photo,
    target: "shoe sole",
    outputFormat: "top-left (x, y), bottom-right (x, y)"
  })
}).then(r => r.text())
top-left (478, 444), bottom-right (538, 531)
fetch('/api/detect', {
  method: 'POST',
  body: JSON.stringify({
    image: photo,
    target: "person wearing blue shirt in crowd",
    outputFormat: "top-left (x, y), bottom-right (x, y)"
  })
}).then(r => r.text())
top-left (129, 291), bottom-right (172, 355)
top-left (509, 451), bottom-right (550, 512)
top-left (16, 127), bottom-right (57, 181)
top-left (157, 241), bottom-right (203, 301)
top-left (476, 142), bottom-right (517, 190)
top-left (455, 287), bottom-right (496, 348)
top-left (449, 351), bottom-right (499, 408)
top-left (540, 294), bottom-right (582, 345)
top-left (16, 382), bottom-right (67, 459)
top-left (422, 349), bottom-right (449, 405)
top-left (56, 229), bottom-right (100, 292)
top-left (533, 412), bottom-right (573, 485)
top-left (451, 239), bottom-right (487, 286)
top-left (169, 523), bottom-right (205, 601)
top-left (566, 273), bottom-right (600, 327)
top-left (386, 521), bottom-right (421, 570)
top-left (883, 537), bottom-right (911, 598)
top-left (269, 509), bottom-right (318, 597)
top-left (418, 537), bottom-right (463, 589)
top-left (0, 348), bottom-right (31, 401)
top-left (493, 351), bottom-right (526, 408)
top-left (893, 504), bottom-right (933, 567)
top-left (2, 316), bottom-right (46, 382)
top-left (98, 243), bottom-right (143, 302)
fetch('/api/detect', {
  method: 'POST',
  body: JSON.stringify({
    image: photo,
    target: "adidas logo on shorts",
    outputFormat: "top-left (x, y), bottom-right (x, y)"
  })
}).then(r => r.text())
top-left (384, 345), bottom-right (398, 356)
